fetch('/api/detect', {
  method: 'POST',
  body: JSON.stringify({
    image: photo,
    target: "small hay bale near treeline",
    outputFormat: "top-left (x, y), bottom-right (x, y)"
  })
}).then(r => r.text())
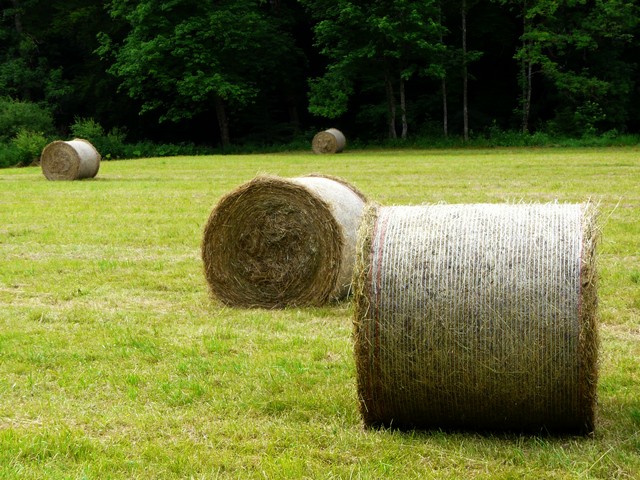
top-left (312, 128), bottom-right (346, 154)
top-left (40, 138), bottom-right (101, 180)
top-left (353, 202), bottom-right (599, 434)
top-left (201, 174), bottom-right (366, 308)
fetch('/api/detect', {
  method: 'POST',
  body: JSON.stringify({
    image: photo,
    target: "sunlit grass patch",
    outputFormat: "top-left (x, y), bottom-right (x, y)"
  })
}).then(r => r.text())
top-left (0, 147), bottom-right (638, 478)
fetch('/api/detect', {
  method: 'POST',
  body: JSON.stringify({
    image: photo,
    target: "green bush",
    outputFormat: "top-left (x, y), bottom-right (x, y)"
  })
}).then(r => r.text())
top-left (11, 129), bottom-right (49, 165)
top-left (121, 141), bottom-right (215, 158)
top-left (0, 97), bottom-right (55, 141)
top-left (70, 117), bottom-right (127, 159)
top-left (70, 117), bottom-right (105, 140)
top-left (0, 143), bottom-right (20, 168)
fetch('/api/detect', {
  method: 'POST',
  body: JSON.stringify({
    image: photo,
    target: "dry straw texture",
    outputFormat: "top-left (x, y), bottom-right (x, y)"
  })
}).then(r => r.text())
top-left (202, 174), bottom-right (366, 308)
top-left (312, 128), bottom-right (346, 154)
top-left (353, 203), bottom-right (599, 434)
top-left (40, 138), bottom-right (101, 180)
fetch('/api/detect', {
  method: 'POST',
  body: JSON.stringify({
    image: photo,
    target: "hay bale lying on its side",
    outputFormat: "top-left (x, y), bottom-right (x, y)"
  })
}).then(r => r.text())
top-left (202, 174), bottom-right (366, 308)
top-left (353, 203), bottom-right (599, 434)
top-left (312, 128), bottom-right (346, 154)
top-left (41, 139), bottom-right (101, 180)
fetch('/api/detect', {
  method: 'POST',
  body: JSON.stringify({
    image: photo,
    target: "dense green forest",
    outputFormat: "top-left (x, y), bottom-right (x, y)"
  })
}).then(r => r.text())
top-left (1, 0), bottom-right (639, 161)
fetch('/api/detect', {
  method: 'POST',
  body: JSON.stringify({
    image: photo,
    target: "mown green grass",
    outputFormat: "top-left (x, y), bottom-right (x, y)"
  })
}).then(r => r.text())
top-left (0, 147), bottom-right (638, 479)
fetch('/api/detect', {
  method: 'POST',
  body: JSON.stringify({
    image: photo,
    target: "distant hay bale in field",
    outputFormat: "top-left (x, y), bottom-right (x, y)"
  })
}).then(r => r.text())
top-left (202, 174), bottom-right (366, 308)
top-left (41, 139), bottom-right (101, 180)
top-left (353, 203), bottom-right (599, 434)
top-left (312, 128), bottom-right (346, 154)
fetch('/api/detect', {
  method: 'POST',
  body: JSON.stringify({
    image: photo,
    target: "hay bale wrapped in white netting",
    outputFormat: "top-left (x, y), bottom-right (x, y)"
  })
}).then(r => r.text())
top-left (40, 139), bottom-right (101, 180)
top-left (312, 128), bottom-right (346, 154)
top-left (202, 174), bottom-right (366, 308)
top-left (353, 203), bottom-right (599, 433)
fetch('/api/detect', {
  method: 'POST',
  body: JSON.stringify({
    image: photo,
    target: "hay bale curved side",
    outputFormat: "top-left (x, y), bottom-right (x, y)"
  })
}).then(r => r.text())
top-left (312, 128), bottom-right (346, 154)
top-left (201, 175), bottom-right (366, 308)
top-left (353, 203), bottom-right (599, 433)
top-left (41, 139), bottom-right (101, 180)
top-left (291, 175), bottom-right (366, 298)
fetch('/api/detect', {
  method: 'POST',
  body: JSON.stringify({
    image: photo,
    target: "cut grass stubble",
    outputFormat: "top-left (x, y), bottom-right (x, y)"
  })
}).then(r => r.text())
top-left (0, 147), bottom-right (638, 479)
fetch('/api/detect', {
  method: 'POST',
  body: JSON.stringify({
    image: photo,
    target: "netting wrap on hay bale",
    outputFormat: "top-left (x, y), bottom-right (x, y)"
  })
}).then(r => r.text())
top-left (202, 175), bottom-right (366, 308)
top-left (40, 139), bottom-right (101, 180)
top-left (312, 128), bottom-right (346, 154)
top-left (353, 203), bottom-right (599, 433)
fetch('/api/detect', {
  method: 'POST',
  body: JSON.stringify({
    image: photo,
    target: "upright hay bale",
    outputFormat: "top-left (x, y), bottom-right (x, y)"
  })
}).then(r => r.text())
top-left (41, 139), bottom-right (101, 180)
top-left (202, 174), bottom-right (366, 308)
top-left (312, 128), bottom-right (346, 154)
top-left (353, 203), bottom-right (599, 433)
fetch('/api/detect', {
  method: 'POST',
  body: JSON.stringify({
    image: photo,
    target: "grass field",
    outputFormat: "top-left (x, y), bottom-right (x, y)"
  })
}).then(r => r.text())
top-left (0, 147), bottom-right (638, 479)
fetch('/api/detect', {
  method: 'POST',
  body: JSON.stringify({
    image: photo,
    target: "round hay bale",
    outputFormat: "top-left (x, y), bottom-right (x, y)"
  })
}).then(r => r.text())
top-left (41, 139), bottom-right (101, 180)
top-left (202, 174), bottom-right (366, 308)
top-left (353, 203), bottom-right (599, 433)
top-left (312, 128), bottom-right (346, 154)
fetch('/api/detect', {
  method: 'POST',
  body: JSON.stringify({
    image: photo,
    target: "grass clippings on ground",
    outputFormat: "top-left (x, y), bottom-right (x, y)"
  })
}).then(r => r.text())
top-left (0, 147), bottom-right (638, 479)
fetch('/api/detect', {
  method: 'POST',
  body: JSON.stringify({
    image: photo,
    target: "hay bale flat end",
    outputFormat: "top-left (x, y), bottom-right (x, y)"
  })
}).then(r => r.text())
top-left (201, 174), bottom-right (365, 308)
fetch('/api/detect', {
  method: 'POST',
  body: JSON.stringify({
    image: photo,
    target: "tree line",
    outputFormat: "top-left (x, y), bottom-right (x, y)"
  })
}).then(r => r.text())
top-left (1, 0), bottom-right (639, 150)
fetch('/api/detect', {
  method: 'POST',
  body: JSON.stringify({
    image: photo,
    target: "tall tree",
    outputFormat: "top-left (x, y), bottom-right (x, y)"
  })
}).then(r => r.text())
top-left (437, 1), bottom-right (449, 137)
top-left (458, 0), bottom-right (484, 141)
top-left (492, 0), bottom-right (534, 132)
top-left (301, 0), bottom-right (444, 139)
top-left (98, 0), bottom-right (300, 147)
top-left (496, 0), bottom-right (639, 134)
top-left (519, 1), bottom-right (533, 133)
top-left (0, 0), bottom-right (638, 146)
top-left (0, 0), bottom-right (61, 102)
top-left (0, 0), bottom-right (130, 130)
